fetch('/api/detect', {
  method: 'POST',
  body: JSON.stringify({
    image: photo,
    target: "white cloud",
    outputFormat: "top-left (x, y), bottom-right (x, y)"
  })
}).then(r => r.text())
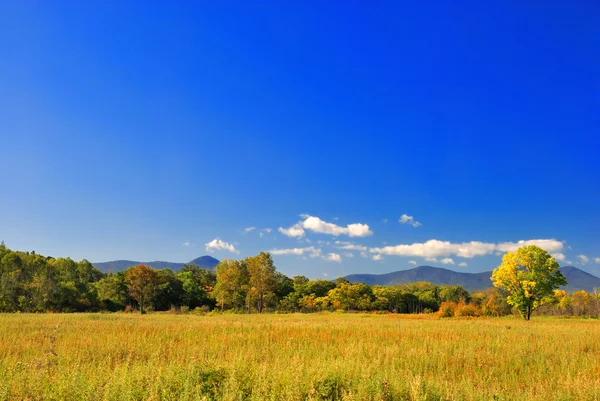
top-left (322, 273), bottom-right (329, 277)
top-left (259, 228), bottom-right (272, 239)
top-left (372, 254), bottom-right (383, 261)
top-left (577, 255), bottom-right (589, 265)
top-left (496, 239), bottom-right (563, 254)
top-left (551, 253), bottom-right (566, 261)
top-left (458, 262), bottom-right (468, 267)
top-left (335, 241), bottom-right (368, 252)
top-left (440, 258), bottom-right (455, 265)
top-left (303, 215), bottom-right (373, 237)
top-left (595, 257), bottom-right (600, 264)
top-left (183, 241), bottom-right (190, 247)
top-left (269, 246), bottom-right (322, 258)
top-left (279, 215), bottom-right (372, 238)
top-left (425, 257), bottom-right (438, 262)
top-left (408, 260), bottom-right (417, 265)
top-left (343, 252), bottom-right (354, 258)
top-left (278, 224), bottom-right (305, 238)
top-left (399, 214), bottom-right (422, 228)
top-left (205, 239), bottom-right (239, 254)
top-left (370, 238), bottom-right (564, 259)
top-left (382, 219), bottom-right (389, 224)
top-left (360, 252), bottom-right (368, 258)
top-left (326, 253), bottom-right (343, 263)
top-left (244, 227), bottom-right (256, 233)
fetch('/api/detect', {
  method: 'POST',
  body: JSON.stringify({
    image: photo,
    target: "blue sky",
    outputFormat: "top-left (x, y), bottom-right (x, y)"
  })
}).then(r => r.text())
top-left (1, 1), bottom-right (599, 279)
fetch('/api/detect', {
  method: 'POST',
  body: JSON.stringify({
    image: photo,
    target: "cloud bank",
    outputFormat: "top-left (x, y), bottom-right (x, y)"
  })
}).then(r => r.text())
top-left (370, 239), bottom-right (564, 259)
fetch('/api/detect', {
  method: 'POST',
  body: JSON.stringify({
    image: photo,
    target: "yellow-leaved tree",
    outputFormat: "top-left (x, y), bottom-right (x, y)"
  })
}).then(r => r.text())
top-left (491, 245), bottom-right (566, 320)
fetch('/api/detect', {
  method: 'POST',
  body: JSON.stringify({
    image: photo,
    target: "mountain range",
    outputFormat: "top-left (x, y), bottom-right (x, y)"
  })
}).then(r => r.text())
top-left (93, 256), bottom-right (600, 293)
top-left (93, 256), bottom-right (220, 273)
top-left (345, 265), bottom-right (600, 293)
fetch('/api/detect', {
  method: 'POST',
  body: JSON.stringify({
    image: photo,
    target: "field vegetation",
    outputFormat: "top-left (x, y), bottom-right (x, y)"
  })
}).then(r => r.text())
top-left (0, 313), bottom-right (599, 401)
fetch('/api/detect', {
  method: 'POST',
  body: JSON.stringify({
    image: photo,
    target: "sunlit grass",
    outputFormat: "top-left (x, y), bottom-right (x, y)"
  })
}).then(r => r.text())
top-left (0, 313), bottom-right (598, 400)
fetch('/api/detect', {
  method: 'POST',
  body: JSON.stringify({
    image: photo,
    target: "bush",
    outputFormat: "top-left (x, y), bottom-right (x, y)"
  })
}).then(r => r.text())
top-left (436, 301), bottom-right (458, 317)
top-left (454, 303), bottom-right (480, 317)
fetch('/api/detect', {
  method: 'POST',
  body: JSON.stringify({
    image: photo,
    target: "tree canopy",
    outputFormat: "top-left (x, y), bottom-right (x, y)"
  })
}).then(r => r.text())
top-left (491, 245), bottom-right (567, 320)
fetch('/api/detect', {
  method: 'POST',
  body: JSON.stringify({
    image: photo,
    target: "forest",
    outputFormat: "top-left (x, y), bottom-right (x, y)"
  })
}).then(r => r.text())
top-left (1, 243), bottom-right (598, 317)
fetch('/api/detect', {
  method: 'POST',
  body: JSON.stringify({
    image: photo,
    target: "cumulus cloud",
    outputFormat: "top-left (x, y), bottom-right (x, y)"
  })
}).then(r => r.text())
top-left (303, 216), bottom-right (372, 237)
top-left (205, 239), bottom-right (239, 254)
top-left (399, 214), bottom-right (422, 228)
top-left (326, 253), bottom-right (343, 263)
top-left (496, 239), bottom-right (564, 254)
top-left (264, 228), bottom-right (272, 233)
top-left (360, 252), bottom-right (368, 258)
top-left (343, 252), bottom-right (354, 258)
top-left (595, 257), bottom-right (600, 264)
top-left (278, 215), bottom-right (372, 238)
top-left (551, 253), bottom-right (566, 261)
top-left (372, 254), bottom-right (383, 261)
top-left (408, 260), bottom-right (417, 265)
top-left (425, 257), bottom-right (438, 262)
top-left (370, 238), bottom-right (564, 259)
top-left (183, 241), bottom-right (190, 247)
top-left (278, 224), bottom-right (305, 238)
top-left (577, 255), bottom-right (589, 265)
top-left (440, 258), bottom-right (455, 265)
top-left (244, 227), bottom-right (256, 233)
top-left (458, 262), bottom-right (468, 267)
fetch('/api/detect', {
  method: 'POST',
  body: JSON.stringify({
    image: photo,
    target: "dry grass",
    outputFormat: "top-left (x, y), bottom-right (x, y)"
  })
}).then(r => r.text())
top-left (0, 313), bottom-right (599, 400)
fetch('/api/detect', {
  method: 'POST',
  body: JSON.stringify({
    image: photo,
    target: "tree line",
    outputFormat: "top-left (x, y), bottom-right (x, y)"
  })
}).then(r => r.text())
top-left (1, 243), bottom-right (599, 317)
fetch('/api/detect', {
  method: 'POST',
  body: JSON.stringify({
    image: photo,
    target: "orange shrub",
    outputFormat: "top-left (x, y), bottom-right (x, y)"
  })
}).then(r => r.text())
top-left (454, 303), bottom-right (480, 317)
top-left (437, 301), bottom-right (458, 317)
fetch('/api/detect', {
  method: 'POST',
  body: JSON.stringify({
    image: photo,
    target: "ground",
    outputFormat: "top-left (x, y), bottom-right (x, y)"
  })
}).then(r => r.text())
top-left (0, 313), bottom-right (598, 400)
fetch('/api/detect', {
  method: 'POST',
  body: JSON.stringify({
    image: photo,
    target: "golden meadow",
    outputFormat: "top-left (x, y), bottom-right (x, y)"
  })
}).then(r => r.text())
top-left (1, 313), bottom-right (599, 401)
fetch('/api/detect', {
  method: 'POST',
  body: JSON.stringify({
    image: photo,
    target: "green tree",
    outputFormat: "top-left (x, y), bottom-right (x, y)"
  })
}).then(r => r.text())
top-left (491, 245), bottom-right (567, 320)
top-left (153, 269), bottom-right (184, 310)
top-left (95, 272), bottom-right (129, 311)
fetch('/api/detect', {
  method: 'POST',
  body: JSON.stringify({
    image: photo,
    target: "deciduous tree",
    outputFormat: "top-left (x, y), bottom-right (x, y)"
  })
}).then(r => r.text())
top-left (125, 265), bottom-right (158, 314)
top-left (491, 245), bottom-right (566, 320)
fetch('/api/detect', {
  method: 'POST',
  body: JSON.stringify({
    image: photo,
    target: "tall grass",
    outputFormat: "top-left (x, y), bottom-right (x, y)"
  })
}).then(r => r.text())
top-left (0, 313), bottom-right (598, 400)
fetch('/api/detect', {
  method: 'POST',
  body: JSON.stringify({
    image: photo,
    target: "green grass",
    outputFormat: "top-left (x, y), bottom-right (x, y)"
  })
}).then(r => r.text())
top-left (0, 313), bottom-right (598, 400)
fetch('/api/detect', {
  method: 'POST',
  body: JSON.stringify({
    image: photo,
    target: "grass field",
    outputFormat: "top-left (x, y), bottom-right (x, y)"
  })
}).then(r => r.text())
top-left (0, 313), bottom-right (598, 401)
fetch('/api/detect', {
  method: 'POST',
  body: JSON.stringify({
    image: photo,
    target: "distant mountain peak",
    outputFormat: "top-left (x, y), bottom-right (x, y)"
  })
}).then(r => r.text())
top-left (93, 255), bottom-right (220, 273)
